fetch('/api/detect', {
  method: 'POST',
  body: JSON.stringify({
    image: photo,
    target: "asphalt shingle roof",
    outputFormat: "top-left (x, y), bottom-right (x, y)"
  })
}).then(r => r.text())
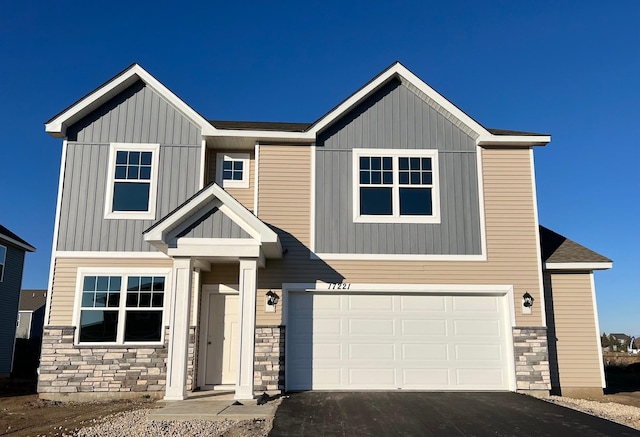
top-left (0, 224), bottom-right (35, 251)
top-left (539, 226), bottom-right (611, 264)
top-left (19, 289), bottom-right (47, 311)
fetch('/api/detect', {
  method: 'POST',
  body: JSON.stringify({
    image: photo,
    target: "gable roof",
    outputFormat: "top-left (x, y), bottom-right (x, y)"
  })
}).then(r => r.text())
top-left (47, 62), bottom-right (550, 147)
top-left (19, 289), bottom-right (47, 311)
top-left (539, 226), bottom-right (612, 270)
top-left (45, 63), bottom-right (216, 138)
top-left (144, 182), bottom-right (281, 260)
top-left (0, 225), bottom-right (35, 252)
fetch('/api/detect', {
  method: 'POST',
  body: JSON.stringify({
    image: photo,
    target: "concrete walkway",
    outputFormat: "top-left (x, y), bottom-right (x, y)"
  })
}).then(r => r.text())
top-left (149, 391), bottom-right (277, 421)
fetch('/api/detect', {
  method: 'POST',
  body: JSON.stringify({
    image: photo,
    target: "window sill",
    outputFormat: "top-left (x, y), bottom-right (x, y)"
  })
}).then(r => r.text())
top-left (73, 342), bottom-right (165, 349)
top-left (353, 215), bottom-right (441, 224)
top-left (104, 210), bottom-right (156, 220)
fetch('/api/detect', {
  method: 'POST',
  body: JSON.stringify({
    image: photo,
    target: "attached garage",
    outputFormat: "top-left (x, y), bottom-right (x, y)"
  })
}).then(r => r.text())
top-left (286, 287), bottom-right (515, 391)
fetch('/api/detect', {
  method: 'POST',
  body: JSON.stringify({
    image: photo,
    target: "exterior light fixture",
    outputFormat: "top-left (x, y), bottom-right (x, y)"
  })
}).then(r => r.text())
top-left (266, 290), bottom-right (280, 306)
top-left (522, 292), bottom-right (534, 314)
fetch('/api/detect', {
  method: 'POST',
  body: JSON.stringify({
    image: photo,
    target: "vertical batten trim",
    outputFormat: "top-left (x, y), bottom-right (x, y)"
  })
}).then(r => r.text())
top-left (254, 143), bottom-right (260, 215)
top-left (199, 139), bottom-right (206, 190)
top-left (309, 144), bottom-right (316, 253)
top-left (590, 272), bottom-right (606, 388)
top-left (44, 139), bottom-right (68, 327)
top-left (529, 147), bottom-right (546, 327)
top-left (476, 146), bottom-right (488, 262)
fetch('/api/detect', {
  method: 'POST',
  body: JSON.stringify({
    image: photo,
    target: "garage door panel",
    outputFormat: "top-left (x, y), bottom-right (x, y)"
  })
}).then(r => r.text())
top-left (349, 343), bottom-right (395, 360)
top-left (287, 292), bottom-right (511, 391)
top-left (313, 294), bottom-right (343, 310)
top-left (399, 295), bottom-right (446, 311)
top-left (349, 368), bottom-right (395, 385)
top-left (456, 369), bottom-right (505, 386)
top-left (348, 295), bottom-right (393, 311)
top-left (401, 319), bottom-right (447, 336)
top-left (454, 319), bottom-right (501, 336)
top-left (314, 318), bottom-right (342, 335)
top-left (402, 343), bottom-right (449, 360)
top-left (455, 344), bottom-right (502, 361)
top-left (403, 368), bottom-right (450, 385)
top-left (453, 296), bottom-right (500, 312)
top-left (349, 319), bottom-right (394, 335)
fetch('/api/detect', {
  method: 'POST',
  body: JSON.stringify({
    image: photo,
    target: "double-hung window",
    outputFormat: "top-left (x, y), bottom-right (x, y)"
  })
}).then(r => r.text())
top-left (75, 269), bottom-right (169, 345)
top-left (104, 143), bottom-right (160, 220)
top-left (0, 245), bottom-right (6, 282)
top-left (353, 148), bottom-right (440, 223)
top-left (216, 153), bottom-right (250, 188)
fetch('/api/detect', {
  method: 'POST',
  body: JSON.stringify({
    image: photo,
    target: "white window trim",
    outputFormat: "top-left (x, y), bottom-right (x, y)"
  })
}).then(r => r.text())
top-left (352, 148), bottom-right (440, 224)
top-left (216, 153), bottom-right (250, 189)
top-left (104, 143), bottom-right (160, 220)
top-left (72, 267), bottom-right (172, 346)
top-left (0, 244), bottom-right (6, 282)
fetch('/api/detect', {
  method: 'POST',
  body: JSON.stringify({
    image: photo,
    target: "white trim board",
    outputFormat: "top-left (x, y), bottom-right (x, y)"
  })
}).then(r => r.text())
top-left (544, 262), bottom-right (613, 271)
top-left (310, 252), bottom-right (486, 261)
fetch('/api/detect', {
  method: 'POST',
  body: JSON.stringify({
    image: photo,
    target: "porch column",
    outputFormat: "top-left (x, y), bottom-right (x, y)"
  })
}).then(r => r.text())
top-left (165, 257), bottom-right (193, 400)
top-left (235, 258), bottom-right (258, 400)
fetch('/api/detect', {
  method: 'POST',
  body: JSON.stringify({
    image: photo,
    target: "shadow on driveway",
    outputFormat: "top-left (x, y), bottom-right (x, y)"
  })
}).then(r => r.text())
top-left (269, 392), bottom-right (640, 437)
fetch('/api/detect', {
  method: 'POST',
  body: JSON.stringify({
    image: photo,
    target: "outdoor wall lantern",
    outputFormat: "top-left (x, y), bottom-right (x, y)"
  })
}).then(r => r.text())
top-left (522, 292), bottom-right (534, 315)
top-left (266, 290), bottom-right (280, 306)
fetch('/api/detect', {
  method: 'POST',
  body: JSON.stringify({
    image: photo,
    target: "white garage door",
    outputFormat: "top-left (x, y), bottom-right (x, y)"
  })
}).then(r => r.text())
top-left (287, 292), bottom-right (512, 391)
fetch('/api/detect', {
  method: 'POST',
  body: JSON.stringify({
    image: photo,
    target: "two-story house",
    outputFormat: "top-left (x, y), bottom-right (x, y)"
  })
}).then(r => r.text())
top-left (0, 225), bottom-right (36, 378)
top-left (40, 62), bottom-right (611, 401)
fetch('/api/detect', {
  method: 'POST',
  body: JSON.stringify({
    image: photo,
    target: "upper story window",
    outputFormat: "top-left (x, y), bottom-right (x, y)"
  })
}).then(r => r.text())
top-left (352, 148), bottom-right (440, 223)
top-left (104, 143), bottom-right (160, 220)
top-left (0, 245), bottom-right (6, 282)
top-left (216, 153), bottom-right (250, 188)
top-left (75, 270), bottom-right (168, 344)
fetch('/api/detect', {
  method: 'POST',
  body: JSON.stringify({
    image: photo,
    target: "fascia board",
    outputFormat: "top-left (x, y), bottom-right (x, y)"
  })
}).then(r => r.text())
top-left (45, 64), bottom-right (216, 138)
top-left (543, 262), bottom-right (613, 271)
top-left (209, 129), bottom-right (314, 141)
top-left (477, 135), bottom-right (551, 147)
top-left (0, 234), bottom-right (36, 252)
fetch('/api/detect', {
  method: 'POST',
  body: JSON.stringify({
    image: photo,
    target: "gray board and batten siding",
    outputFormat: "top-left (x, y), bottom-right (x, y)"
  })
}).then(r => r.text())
top-left (0, 244), bottom-right (26, 373)
top-left (58, 81), bottom-right (202, 252)
top-left (167, 206), bottom-right (251, 245)
top-left (315, 79), bottom-right (482, 255)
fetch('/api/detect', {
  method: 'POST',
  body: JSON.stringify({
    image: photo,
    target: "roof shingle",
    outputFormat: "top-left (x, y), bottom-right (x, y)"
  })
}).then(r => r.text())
top-left (539, 226), bottom-right (611, 264)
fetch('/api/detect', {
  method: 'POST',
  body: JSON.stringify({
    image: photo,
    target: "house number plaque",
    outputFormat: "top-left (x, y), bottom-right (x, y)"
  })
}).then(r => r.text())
top-left (327, 282), bottom-right (351, 290)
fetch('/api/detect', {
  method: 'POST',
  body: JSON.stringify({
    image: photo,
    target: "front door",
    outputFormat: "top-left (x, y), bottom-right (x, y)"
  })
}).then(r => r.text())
top-left (205, 293), bottom-right (239, 386)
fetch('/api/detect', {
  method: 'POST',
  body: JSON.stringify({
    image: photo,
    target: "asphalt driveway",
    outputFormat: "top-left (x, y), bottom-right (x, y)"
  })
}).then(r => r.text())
top-left (269, 392), bottom-right (640, 437)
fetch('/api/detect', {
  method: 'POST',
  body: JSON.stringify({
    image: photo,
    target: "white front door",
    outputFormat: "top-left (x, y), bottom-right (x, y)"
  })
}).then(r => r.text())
top-left (205, 293), bottom-right (239, 386)
top-left (287, 291), bottom-right (512, 391)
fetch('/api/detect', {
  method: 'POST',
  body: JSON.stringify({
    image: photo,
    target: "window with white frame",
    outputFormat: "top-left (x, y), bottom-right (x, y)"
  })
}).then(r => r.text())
top-left (104, 143), bottom-right (160, 220)
top-left (76, 271), bottom-right (168, 344)
top-left (353, 149), bottom-right (440, 223)
top-left (216, 153), bottom-right (250, 188)
top-left (0, 245), bottom-right (6, 282)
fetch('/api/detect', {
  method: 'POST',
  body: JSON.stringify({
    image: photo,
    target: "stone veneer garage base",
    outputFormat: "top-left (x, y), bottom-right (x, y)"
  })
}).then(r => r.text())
top-left (37, 325), bottom-right (547, 400)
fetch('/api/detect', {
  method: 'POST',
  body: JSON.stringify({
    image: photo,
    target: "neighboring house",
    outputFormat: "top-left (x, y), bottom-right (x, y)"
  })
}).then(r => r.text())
top-left (0, 225), bottom-right (36, 377)
top-left (16, 289), bottom-right (47, 339)
top-left (610, 333), bottom-right (631, 352)
top-left (40, 62), bottom-right (612, 401)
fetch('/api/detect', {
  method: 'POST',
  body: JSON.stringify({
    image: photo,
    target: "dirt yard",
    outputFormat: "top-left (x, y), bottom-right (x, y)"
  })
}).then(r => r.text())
top-left (0, 381), bottom-right (158, 436)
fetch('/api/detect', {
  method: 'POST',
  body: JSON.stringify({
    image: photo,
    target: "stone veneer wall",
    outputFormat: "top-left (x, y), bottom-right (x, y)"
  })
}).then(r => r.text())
top-left (513, 326), bottom-right (551, 391)
top-left (38, 326), bottom-right (196, 397)
top-left (254, 326), bottom-right (285, 393)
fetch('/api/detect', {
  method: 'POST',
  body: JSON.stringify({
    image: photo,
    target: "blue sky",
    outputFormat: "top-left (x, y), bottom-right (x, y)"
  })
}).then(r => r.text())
top-left (0, 1), bottom-right (637, 335)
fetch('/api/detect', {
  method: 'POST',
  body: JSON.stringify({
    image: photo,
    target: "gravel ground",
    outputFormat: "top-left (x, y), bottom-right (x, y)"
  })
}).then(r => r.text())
top-left (46, 395), bottom-right (640, 436)
top-left (544, 396), bottom-right (640, 431)
top-left (50, 409), bottom-right (274, 437)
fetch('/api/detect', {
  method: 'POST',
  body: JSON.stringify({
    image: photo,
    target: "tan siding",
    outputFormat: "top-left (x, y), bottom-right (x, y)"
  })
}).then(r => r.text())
top-left (205, 149), bottom-right (255, 211)
top-left (545, 272), bottom-right (602, 388)
top-left (254, 146), bottom-right (542, 327)
top-left (49, 257), bottom-right (174, 326)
